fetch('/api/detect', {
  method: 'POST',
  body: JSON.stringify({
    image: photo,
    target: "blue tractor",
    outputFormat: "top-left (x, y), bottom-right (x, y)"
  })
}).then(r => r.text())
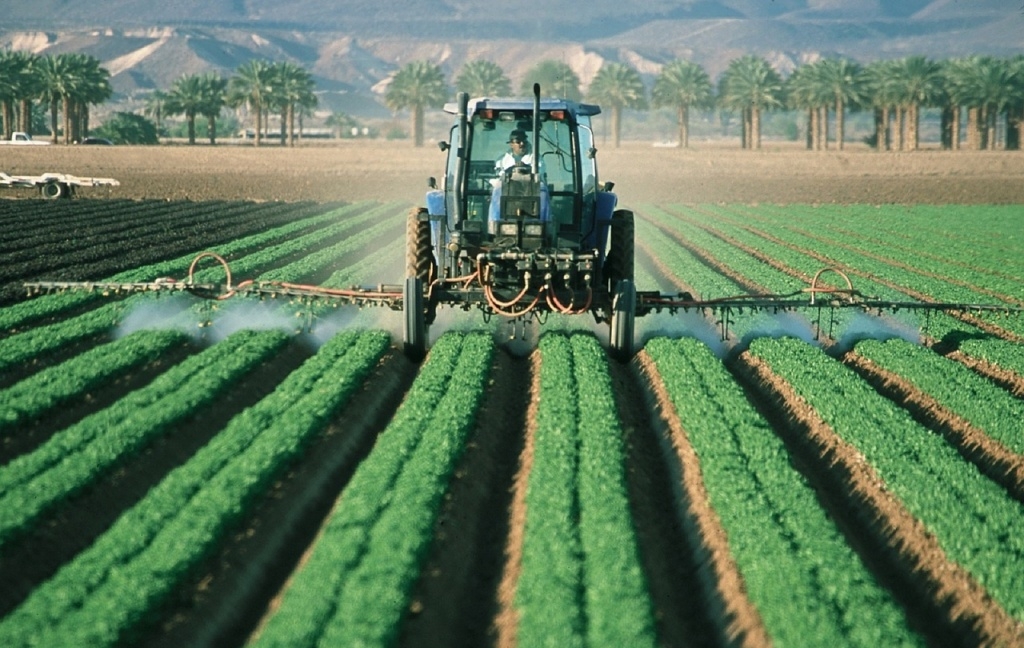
top-left (403, 85), bottom-right (637, 360)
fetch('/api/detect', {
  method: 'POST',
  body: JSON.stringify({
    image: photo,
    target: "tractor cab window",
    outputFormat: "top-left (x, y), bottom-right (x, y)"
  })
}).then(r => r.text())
top-left (464, 113), bottom-right (579, 227)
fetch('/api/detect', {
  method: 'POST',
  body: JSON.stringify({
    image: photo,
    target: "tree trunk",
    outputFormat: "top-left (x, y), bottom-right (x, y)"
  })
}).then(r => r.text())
top-left (951, 105), bottom-right (960, 150)
top-left (874, 108), bottom-right (885, 151)
top-left (187, 112), bottom-right (196, 144)
top-left (62, 95), bottom-right (71, 145)
top-left (49, 98), bottom-right (59, 144)
top-left (678, 105), bottom-right (689, 148)
top-left (413, 104), bottom-right (424, 147)
top-left (896, 107), bottom-right (906, 151)
top-left (807, 108), bottom-right (815, 150)
top-left (1, 101), bottom-right (11, 140)
top-left (254, 102), bottom-right (262, 147)
top-left (19, 99), bottom-right (31, 136)
top-left (287, 103), bottom-right (296, 147)
top-left (1009, 105), bottom-right (1023, 151)
top-left (818, 106), bottom-right (828, 151)
top-left (987, 106), bottom-right (998, 150)
top-left (208, 114), bottom-right (217, 145)
top-left (835, 97), bottom-right (845, 151)
top-left (967, 107), bottom-right (980, 150)
top-left (752, 107), bottom-right (761, 150)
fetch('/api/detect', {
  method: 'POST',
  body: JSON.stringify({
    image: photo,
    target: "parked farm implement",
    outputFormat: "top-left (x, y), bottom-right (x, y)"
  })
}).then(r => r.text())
top-left (19, 87), bottom-right (1023, 359)
top-left (1, 171), bottom-right (119, 199)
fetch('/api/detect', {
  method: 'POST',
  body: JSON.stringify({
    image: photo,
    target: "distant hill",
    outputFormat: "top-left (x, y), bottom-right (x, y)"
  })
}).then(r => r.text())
top-left (2, 0), bottom-right (1021, 118)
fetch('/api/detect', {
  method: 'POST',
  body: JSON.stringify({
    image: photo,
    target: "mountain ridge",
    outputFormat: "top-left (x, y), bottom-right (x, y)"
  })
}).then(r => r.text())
top-left (2, 1), bottom-right (1021, 118)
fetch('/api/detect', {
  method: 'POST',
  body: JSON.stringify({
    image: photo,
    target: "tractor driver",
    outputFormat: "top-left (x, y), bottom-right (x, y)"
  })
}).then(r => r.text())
top-left (495, 129), bottom-right (536, 175)
top-left (489, 128), bottom-right (549, 224)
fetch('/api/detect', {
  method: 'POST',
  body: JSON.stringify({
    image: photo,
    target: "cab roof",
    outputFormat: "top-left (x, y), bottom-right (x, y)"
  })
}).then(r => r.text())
top-left (443, 97), bottom-right (602, 119)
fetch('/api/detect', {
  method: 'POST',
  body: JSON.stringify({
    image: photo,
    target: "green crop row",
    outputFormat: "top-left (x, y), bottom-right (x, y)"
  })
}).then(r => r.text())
top-left (646, 336), bottom-right (923, 646)
top-left (957, 337), bottom-right (1024, 380)
top-left (252, 331), bottom-right (493, 648)
top-left (0, 201), bottom-right (374, 332)
top-left (748, 336), bottom-right (1024, 622)
top-left (707, 206), bottom-right (1024, 337)
top-left (0, 329), bottom-right (390, 648)
top-left (0, 328), bottom-right (190, 432)
top-left (0, 329), bottom-right (289, 547)
top-left (0, 203), bottom-right (398, 376)
top-left (748, 204), bottom-right (1024, 280)
top-left (853, 338), bottom-right (1024, 453)
top-left (516, 332), bottom-right (656, 648)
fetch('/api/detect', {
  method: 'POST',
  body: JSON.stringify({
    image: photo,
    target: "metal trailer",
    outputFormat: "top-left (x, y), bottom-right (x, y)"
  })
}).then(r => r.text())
top-left (0, 171), bottom-right (120, 199)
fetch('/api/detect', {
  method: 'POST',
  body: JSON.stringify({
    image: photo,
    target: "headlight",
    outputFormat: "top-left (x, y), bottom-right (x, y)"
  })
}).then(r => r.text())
top-left (523, 223), bottom-right (543, 237)
top-left (499, 222), bottom-right (519, 236)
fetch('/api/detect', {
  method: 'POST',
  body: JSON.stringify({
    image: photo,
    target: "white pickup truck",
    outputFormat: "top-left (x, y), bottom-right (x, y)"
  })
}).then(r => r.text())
top-left (0, 132), bottom-right (50, 145)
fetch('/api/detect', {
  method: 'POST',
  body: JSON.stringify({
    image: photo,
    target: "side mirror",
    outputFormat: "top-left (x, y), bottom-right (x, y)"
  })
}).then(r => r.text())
top-left (587, 146), bottom-right (597, 159)
top-left (438, 141), bottom-right (449, 152)
top-left (603, 181), bottom-right (615, 192)
top-left (428, 176), bottom-right (437, 189)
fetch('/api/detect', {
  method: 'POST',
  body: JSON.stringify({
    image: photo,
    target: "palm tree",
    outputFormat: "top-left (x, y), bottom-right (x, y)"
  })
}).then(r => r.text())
top-left (0, 51), bottom-right (40, 140)
top-left (456, 60), bottom-right (512, 97)
top-left (815, 58), bottom-right (863, 151)
top-left (229, 59), bottom-right (274, 146)
top-left (198, 73), bottom-right (228, 145)
top-left (1008, 56), bottom-right (1024, 150)
top-left (165, 74), bottom-right (208, 144)
top-left (651, 59), bottom-right (712, 148)
top-left (786, 62), bottom-right (831, 150)
top-left (143, 89), bottom-right (168, 140)
top-left (384, 60), bottom-right (447, 147)
top-left (70, 55), bottom-right (112, 142)
top-left (520, 60), bottom-right (581, 101)
top-left (719, 55), bottom-right (784, 149)
top-left (587, 62), bottom-right (646, 148)
top-left (36, 54), bottom-right (67, 143)
top-left (0, 52), bottom-right (21, 140)
top-left (890, 56), bottom-right (941, 150)
top-left (861, 60), bottom-right (901, 151)
top-left (268, 61), bottom-right (316, 146)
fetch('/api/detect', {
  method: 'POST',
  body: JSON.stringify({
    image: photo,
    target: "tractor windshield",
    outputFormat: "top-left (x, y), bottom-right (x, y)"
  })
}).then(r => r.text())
top-left (462, 113), bottom-right (581, 228)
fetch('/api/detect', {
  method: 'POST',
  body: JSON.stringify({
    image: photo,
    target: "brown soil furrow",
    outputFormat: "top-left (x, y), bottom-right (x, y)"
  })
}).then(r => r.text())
top-left (636, 350), bottom-right (771, 648)
top-left (493, 349), bottom-right (541, 648)
top-left (610, 356), bottom-right (720, 648)
top-left (401, 347), bottom-right (528, 648)
top-left (844, 351), bottom-right (1024, 503)
top-left (946, 350), bottom-right (1024, 399)
top-left (734, 351), bottom-right (1024, 647)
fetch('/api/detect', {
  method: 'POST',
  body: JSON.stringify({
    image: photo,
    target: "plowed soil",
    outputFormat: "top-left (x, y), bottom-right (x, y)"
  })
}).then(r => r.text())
top-left (4, 140), bottom-right (1024, 205)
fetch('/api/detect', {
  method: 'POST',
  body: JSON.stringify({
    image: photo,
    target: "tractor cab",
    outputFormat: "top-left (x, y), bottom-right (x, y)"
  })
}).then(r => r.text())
top-left (424, 91), bottom-right (618, 275)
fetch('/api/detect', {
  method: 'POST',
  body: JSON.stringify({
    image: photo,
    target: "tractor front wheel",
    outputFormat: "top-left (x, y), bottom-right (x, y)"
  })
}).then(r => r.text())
top-left (609, 278), bottom-right (636, 362)
top-left (403, 276), bottom-right (427, 362)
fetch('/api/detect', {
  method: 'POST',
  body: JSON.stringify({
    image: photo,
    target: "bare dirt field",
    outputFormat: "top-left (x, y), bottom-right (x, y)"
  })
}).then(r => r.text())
top-left (4, 139), bottom-right (1024, 205)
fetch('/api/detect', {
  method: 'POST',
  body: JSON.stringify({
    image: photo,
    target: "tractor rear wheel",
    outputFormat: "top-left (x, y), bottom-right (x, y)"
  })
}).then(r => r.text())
top-left (609, 278), bottom-right (636, 362)
top-left (604, 209), bottom-right (634, 293)
top-left (403, 276), bottom-right (427, 362)
top-left (406, 207), bottom-right (434, 282)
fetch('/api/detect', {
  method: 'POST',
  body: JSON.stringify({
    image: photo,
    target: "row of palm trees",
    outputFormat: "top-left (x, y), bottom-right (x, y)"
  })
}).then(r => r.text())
top-left (4, 48), bottom-right (1022, 150)
top-left (390, 54), bottom-right (1024, 151)
top-left (0, 51), bottom-right (316, 146)
top-left (0, 50), bottom-right (112, 144)
top-left (147, 60), bottom-right (317, 145)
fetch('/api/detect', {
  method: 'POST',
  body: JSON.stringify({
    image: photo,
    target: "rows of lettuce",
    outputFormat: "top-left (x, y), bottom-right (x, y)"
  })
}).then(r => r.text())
top-left (0, 199), bottom-right (334, 307)
top-left (0, 202), bottom-right (410, 643)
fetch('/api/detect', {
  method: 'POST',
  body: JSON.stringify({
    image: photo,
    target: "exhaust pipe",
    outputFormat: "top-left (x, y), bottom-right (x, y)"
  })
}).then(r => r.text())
top-left (531, 83), bottom-right (540, 176)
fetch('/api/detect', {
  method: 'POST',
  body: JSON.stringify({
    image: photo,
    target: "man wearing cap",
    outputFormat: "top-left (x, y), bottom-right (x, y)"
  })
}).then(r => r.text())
top-left (495, 129), bottom-right (537, 175)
